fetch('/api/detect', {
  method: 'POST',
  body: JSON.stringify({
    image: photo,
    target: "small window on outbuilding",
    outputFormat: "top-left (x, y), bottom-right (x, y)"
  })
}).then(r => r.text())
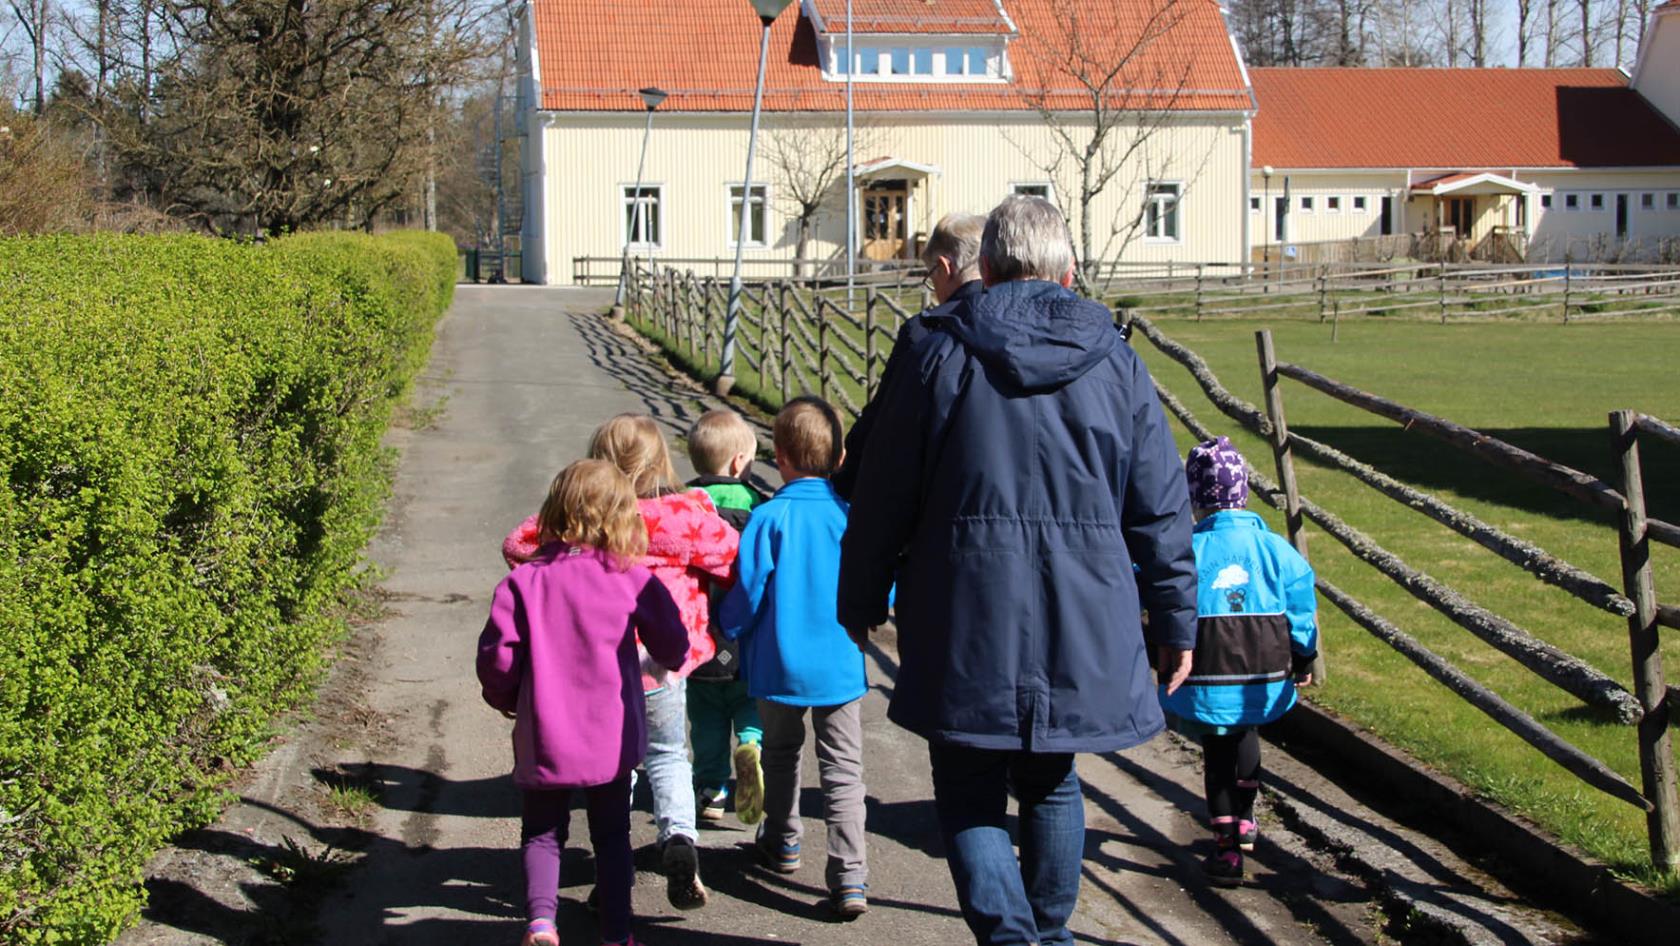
top-left (1300, 196), bottom-right (1315, 212)
top-left (1565, 193), bottom-right (1579, 211)
top-left (1669, 193), bottom-right (1680, 211)
top-left (1540, 193), bottom-right (1552, 209)
top-left (1327, 196), bottom-right (1341, 213)
top-left (1589, 193), bottom-right (1605, 211)
top-left (1145, 182), bottom-right (1182, 241)
top-left (1249, 196), bottom-right (1261, 213)
top-left (1641, 193), bottom-right (1656, 210)
top-left (1352, 196), bottom-right (1367, 212)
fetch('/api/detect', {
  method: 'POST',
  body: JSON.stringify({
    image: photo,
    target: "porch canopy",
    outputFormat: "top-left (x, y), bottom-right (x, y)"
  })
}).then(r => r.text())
top-left (1409, 171), bottom-right (1539, 197)
top-left (853, 156), bottom-right (942, 181)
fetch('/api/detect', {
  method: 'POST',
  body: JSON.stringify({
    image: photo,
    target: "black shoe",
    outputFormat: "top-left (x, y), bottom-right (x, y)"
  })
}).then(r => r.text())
top-left (1202, 846), bottom-right (1244, 888)
top-left (662, 836), bottom-right (708, 910)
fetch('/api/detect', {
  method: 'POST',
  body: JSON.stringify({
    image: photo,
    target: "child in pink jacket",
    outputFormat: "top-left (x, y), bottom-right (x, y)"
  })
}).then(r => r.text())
top-left (502, 413), bottom-right (739, 911)
top-left (478, 459), bottom-right (688, 946)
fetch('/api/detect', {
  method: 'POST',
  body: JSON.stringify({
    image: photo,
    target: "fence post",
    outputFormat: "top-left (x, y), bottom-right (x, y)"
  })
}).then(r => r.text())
top-left (1194, 264), bottom-right (1206, 321)
top-left (1563, 267), bottom-right (1573, 324)
top-left (865, 287), bottom-right (879, 400)
top-left (1438, 265), bottom-right (1449, 324)
top-left (1317, 265), bottom-right (1329, 323)
top-left (779, 287), bottom-right (791, 405)
top-left (1257, 329), bottom-right (1324, 683)
top-left (1611, 410), bottom-right (1680, 872)
top-left (818, 298), bottom-right (831, 404)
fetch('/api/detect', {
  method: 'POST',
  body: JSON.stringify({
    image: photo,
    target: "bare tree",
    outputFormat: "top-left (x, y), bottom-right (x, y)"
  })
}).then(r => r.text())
top-left (1516, 0), bottom-right (1535, 64)
top-left (762, 121), bottom-right (879, 275)
top-left (4, 0), bottom-right (47, 112)
top-left (1008, 0), bottom-right (1220, 288)
top-left (1579, 0), bottom-right (1594, 63)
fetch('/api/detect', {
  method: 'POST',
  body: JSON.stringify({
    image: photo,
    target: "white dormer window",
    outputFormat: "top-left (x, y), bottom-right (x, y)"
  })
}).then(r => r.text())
top-left (828, 39), bottom-right (1006, 82)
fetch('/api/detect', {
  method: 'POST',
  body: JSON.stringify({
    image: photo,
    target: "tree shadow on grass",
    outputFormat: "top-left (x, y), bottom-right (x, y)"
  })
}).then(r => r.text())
top-left (1292, 425), bottom-right (1679, 526)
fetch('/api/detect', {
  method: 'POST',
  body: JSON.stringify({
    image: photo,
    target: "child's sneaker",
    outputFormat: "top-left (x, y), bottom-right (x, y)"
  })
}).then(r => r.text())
top-left (733, 742), bottom-right (764, 825)
top-left (1236, 818), bottom-right (1258, 852)
top-left (1201, 846), bottom-right (1244, 887)
top-left (755, 838), bottom-right (801, 874)
top-left (830, 884), bottom-right (868, 918)
top-left (521, 917), bottom-right (559, 946)
top-left (661, 835), bottom-right (708, 911)
top-left (697, 787), bottom-right (727, 823)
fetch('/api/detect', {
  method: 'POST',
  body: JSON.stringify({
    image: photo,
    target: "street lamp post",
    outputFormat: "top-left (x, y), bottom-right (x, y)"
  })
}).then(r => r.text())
top-left (718, 0), bottom-right (794, 396)
top-left (614, 86), bottom-right (669, 316)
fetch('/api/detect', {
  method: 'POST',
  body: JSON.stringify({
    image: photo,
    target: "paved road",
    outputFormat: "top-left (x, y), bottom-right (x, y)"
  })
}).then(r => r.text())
top-left (120, 286), bottom-right (1576, 946)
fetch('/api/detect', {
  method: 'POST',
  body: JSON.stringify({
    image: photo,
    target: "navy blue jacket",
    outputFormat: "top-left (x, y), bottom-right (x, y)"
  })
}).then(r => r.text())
top-left (832, 279), bottom-right (984, 501)
top-left (837, 279), bottom-right (1198, 753)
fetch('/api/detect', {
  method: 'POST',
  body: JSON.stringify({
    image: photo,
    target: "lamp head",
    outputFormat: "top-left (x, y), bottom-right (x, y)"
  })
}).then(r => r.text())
top-left (639, 86), bottom-right (669, 110)
top-left (749, 0), bottom-right (793, 24)
top-left (1261, 165), bottom-right (1274, 178)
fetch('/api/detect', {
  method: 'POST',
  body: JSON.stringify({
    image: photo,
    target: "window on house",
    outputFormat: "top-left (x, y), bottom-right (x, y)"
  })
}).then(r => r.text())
top-left (858, 47), bottom-right (881, 74)
top-left (1300, 196), bottom-right (1315, 212)
top-left (890, 47), bottom-right (912, 75)
top-left (1641, 193), bottom-right (1656, 210)
top-left (1249, 196), bottom-right (1261, 213)
top-left (729, 184), bottom-right (768, 246)
top-left (834, 43), bottom-right (850, 74)
top-left (1669, 193), bottom-right (1680, 210)
top-left (1565, 193), bottom-right (1579, 211)
top-left (1013, 182), bottom-right (1054, 201)
top-left (1327, 196), bottom-right (1342, 213)
top-left (913, 48), bottom-right (935, 74)
top-left (968, 47), bottom-right (990, 75)
top-left (1541, 193), bottom-right (1552, 209)
top-left (622, 185), bottom-right (661, 247)
top-left (1352, 196), bottom-right (1367, 212)
top-left (1589, 193), bottom-right (1604, 211)
top-left (1145, 182), bottom-right (1182, 241)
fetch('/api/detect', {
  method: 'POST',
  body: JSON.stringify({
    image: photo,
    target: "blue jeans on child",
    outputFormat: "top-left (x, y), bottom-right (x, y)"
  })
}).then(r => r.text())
top-left (638, 678), bottom-right (697, 845)
top-left (521, 776), bottom-right (632, 942)
top-left (928, 745), bottom-right (1084, 946)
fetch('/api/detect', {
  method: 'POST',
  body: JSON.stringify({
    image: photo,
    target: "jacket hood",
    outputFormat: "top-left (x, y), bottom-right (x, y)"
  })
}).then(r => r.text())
top-left (936, 280), bottom-right (1119, 392)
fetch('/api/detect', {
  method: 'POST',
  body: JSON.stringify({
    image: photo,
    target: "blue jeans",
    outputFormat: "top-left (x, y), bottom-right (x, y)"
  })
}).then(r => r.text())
top-left (636, 679), bottom-right (697, 845)
top-left (928, 745), bottom-right (1084, 946)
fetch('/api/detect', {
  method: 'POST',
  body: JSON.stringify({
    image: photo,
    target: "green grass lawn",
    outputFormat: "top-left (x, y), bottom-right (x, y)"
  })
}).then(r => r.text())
top-left (1134, 317), bottom-right (1680, 890)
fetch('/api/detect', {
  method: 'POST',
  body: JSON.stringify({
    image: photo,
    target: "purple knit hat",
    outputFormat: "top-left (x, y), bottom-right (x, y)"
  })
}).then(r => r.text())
top-left (1185, 436), bottom-right (1249, 510)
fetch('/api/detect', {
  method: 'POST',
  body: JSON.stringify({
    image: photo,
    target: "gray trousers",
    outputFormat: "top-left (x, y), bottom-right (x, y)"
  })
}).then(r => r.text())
top-left (757, 697), bottom-right (868, 889)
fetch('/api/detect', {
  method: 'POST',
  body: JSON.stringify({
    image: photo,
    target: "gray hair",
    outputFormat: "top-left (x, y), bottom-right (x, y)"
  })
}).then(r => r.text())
top-left (920, 212), bottom-right (985, 281)
top-left (981, 195), bottom-right (1075, 284)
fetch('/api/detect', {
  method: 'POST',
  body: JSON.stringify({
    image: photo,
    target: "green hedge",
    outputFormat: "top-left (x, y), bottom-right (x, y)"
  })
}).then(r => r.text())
top-left (0, 230), bottom-right (456, 942)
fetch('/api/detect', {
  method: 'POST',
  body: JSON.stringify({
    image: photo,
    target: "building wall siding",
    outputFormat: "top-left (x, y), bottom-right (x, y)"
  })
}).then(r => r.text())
top-left (536, 111), bottom-right (1248, 284)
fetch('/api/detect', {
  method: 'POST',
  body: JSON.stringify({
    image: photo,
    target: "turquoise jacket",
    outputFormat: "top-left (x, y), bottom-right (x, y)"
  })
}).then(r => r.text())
top-left (1159, 509), bottom-right (1318, 728)
top-left (720, 478), bottom-right (867, 707)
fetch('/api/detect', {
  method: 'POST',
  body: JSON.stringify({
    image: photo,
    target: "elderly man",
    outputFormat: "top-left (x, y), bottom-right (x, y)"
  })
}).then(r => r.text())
top-left (832, 211), bottom-right (984, 500)
top-left (838, 196), bottom-right (1197, 945)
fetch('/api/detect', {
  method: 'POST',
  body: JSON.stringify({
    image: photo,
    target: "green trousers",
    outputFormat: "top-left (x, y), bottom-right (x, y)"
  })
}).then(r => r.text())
top-left (686, 678), bottom-right (763, 792)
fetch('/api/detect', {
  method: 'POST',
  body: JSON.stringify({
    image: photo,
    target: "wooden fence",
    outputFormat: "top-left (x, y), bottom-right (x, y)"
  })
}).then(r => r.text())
top-left (621, 257), bottom-right (1678, 871)
top-left (1149, 318), bottom-right (1677, 870)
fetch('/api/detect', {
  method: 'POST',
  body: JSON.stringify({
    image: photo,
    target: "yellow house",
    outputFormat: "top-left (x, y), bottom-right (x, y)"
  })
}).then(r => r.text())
top-left (1245, 7), bottom-right (1680, 264)
top-left (517, 0), bottom-right (1256, 284)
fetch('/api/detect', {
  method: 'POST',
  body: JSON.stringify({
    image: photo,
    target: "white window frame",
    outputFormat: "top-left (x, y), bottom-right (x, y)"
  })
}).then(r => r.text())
top-left (621, 183), bottom-right (663, 249)
top-left (1669, 192), bottom-right (1680, 211)
top-left (1299, 195), bottom-right (1315, 213)
top-left (1589, 192), bottom-right (1605, 211)
top-left (1641, 192), bottom-right (1656, 210)
top-left (1249, 195), bottom-right (1261, 214)
top-left (725, 182), bottom-right (770, 249)
top-left (1352, 195), bottom-right (1368, 213)
top-left (1326, 196), bottom-right (1342, 214)
top-left (1540, 193), bottom-right (1553, 210)
top-left (1012, 182), bottom-right (1056, 202)
top-left (1143, 180), bottom-right (1184, 243)
top-left (1564, 192), bottom-right (1580, 212)
top-left (825, 37), bottom-right (1006, 82)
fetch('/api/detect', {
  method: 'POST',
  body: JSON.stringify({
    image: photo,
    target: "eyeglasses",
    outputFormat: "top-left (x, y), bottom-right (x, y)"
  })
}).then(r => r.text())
top-left (919, 272), bottom-right (935, 291)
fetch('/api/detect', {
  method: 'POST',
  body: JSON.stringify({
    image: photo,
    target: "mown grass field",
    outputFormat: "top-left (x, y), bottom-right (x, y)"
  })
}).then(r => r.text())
top-left (1134, 317), bottom-right (1680, 890)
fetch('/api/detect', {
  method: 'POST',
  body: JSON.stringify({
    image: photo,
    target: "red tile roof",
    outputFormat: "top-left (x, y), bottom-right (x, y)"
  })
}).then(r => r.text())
top-left (1251, 67), bottom-right (1680, 169)
top-left (531, 0), bottom-right (1251, 112)
top-left (808, 0), bottom-right (1014, 35)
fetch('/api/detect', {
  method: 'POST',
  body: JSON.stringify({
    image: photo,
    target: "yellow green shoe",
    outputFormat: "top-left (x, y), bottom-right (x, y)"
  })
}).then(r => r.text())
top-left (733, 741), bottom-right (764, 825)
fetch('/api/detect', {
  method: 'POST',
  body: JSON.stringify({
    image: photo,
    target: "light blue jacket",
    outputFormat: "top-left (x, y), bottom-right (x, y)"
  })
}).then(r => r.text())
top-left (1159, 509), bottom-right (1318, 728)
top-left (721, 478), bottom-right (868, 707)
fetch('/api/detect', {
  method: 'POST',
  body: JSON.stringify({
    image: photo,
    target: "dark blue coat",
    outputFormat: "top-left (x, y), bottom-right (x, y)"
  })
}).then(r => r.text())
top-left (837, 279), bottom-right (1198, 753)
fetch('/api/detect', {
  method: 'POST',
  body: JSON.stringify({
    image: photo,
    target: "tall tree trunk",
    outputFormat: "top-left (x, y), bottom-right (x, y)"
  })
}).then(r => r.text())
top-left (1544, 0), bottom-right (1559, 65)
top-left (1517, 0), bottom-right (1532, 64)
top-left (1579, 0), bottom-right (1593, 64)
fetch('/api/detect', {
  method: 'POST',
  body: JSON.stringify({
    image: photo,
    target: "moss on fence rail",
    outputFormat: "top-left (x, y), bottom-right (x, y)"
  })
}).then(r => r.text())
top-left (0, 231), bottom-right (456, 942)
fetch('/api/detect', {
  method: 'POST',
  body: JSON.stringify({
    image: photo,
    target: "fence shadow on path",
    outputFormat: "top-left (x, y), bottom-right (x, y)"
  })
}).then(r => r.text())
top-left (1091, 753), bottom-right (1374, 946)
top-left (567, 310), bottom-right (715, 440)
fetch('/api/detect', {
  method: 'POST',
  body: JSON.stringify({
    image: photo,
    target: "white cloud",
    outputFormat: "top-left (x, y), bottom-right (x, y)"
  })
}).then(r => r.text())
top-left (1211, 564), bottom-right (1250, 591)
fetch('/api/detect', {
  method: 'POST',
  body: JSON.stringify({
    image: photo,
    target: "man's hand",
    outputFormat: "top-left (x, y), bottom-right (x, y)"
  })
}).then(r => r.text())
top-left (1159, 646), bottom-right (1194, 695)
top-left (847, 626), bottom-right (875, 653)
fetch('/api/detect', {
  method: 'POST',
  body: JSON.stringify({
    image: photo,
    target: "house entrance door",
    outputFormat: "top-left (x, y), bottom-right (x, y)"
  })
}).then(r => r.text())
top-left (863, 181), bottom-right (909, 261)
top-left (1616, 194), bottom-right (1629, 241)
top-left (1445, 197), bottom-right (1475, 237)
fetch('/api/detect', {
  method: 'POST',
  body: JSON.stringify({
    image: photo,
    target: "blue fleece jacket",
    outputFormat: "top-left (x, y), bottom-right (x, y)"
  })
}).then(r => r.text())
top-left (1159, 509), bottom-right (1318, 728)
top-left (720, 477), bottom-right (867, 707)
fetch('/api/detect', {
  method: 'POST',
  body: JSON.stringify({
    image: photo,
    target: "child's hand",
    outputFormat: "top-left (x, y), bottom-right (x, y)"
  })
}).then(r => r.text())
top-left (1158, 646), bottom-right (1193, 695)
top-left (1295, 672), bottom-right (1314, 687)
top-left (846, 625), bottom-right (874, 653)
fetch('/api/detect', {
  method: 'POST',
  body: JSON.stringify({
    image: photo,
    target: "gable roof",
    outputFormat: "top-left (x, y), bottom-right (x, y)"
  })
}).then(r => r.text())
top-left (806, 0), bottom-right (1015, 35)
top-left (529, 0), bottom-right (1251, 113)
top-left (1251, 67), bottom-right (1680, 170)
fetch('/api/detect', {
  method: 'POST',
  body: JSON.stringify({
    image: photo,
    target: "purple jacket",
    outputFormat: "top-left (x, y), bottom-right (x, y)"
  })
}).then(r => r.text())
top-left (477, 544), bottom-right (688, 789)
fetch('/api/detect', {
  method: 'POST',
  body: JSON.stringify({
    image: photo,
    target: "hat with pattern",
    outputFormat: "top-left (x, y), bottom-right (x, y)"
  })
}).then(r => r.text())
top-left (1185, 436), bottom-right (1249, 510)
